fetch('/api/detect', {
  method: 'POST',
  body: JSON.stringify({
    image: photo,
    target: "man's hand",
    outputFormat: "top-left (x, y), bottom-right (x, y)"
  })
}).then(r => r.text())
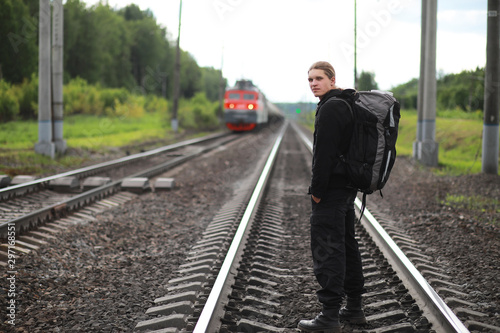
top-left (311, 195), bottom-right (321, 203)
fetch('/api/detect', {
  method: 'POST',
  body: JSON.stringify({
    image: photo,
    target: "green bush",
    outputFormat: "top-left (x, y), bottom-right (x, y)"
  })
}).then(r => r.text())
top-left (145, 94), bottom-right (168, 114)
top-left (110, 95), bottom-right (146, 118)
top-left (10, 74), bottom-right (38, 119)
top-left (63, 77), bottom-right (104, 115)
top-left (178, 92), bottom-right (219, 130)
top-left (1, 76), bottom-right (218, 133)
top-left (100, 87), bottom-right (129, 111)
top-left (0, 80), bottom-right (19, 122)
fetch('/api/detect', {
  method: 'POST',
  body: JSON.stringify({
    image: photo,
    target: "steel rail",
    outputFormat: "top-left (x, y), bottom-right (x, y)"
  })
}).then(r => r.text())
top-left (291, 122), bottom-right (469, 333)
top-left (193, 122), bottom-right (288, 333)
top-left (358, 201), bottom-right (469, 333)
top-left (0, 132), bottom-right (234, 239)
top-left (0, 132), bottom-right (228, 201)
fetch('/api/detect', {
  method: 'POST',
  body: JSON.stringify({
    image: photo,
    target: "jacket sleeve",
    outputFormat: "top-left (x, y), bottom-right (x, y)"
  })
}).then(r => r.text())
top-left (310, 99), bottom-right (352, 198)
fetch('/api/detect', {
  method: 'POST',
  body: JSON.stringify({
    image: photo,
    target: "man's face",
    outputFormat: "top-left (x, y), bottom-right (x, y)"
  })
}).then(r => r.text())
top-left (308, 69), bottom-right (335, 99)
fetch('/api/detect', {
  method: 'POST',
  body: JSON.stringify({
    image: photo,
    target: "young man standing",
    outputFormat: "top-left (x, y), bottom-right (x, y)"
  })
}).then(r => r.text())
top-left (298, 61), bottom-right (366, 333)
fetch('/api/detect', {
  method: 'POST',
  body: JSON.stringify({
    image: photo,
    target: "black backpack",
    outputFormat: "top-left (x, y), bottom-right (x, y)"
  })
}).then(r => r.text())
top-left (329, 90), bottom-right (401, 217)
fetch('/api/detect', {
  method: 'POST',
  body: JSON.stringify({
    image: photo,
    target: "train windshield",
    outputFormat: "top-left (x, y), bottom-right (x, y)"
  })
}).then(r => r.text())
top-left (228, 93), bottom-right (240, 99)
top-left (243, 93), bottom-right (256, 100)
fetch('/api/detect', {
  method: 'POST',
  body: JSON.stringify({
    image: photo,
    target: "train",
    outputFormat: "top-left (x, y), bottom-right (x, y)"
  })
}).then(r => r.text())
top-left (223, 80), bottom-right (283, 131)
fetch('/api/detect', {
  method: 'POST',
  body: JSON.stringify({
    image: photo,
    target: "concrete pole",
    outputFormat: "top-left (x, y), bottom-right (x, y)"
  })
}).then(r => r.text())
top-left (482, 0), bottom-right (500, 174)
top-left (171, 0), bottom-right (182, 133)
top-left (35, 0), bottom-right (55, 158)
top-left (418, 0), bottom-right (439, 167)
top-left (414, 0), bottom-right (427, 159)
top-left (52, 0), bottom-right (66, 154)
top-left (218, 45), bottom-right (224, 122)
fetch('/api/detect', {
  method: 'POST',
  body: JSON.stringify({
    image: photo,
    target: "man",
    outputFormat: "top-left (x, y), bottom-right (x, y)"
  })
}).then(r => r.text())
top-left (298, 61), bottom-right (366, 333)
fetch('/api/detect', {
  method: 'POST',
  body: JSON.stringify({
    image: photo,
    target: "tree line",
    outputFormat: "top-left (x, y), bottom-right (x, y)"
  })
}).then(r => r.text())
top-left (391, 67), bottom-right (485, 112)
top-left (0, 0), bottom-right (225, 121)
top-left (354, 68), bottom-right (485, 113)
top-left (0, 0), bottom-right (486, 122)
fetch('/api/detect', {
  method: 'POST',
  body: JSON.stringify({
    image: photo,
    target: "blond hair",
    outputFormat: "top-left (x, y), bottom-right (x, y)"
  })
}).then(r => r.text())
top-left (308, 61), bottom-right (336, 80)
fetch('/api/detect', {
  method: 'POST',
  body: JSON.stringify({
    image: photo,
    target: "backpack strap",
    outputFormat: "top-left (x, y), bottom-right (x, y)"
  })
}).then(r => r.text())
top-left (325, 96), bottom-right (353, 118)
top-left (358, 190), bottom-right (383, 221)
top-left (359, 192), bottom-right (367, 221)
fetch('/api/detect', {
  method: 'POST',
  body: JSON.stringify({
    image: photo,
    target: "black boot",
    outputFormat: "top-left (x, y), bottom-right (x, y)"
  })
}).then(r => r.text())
top-left (339, 296), bottom-right (366, 324)
top-left (298, 307), bottom-right (341, 333)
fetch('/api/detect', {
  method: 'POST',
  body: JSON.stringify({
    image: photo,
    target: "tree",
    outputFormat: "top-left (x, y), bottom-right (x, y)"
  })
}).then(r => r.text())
top-left (201, 67), bottom-right (225, 102)
top-left (357, 71), bottom-right (379, 91)
top-left (392, 78), bottom-right (418, 109)
top-left (437, 67), bottom-right (484, 111)
top-left (93, 3), bottom-right (134, 89)
top-left (122, 3), bottom-right (144, 21)
top-left (64, 0), bottom-right (101, 83)
top-left (0, 0), bottom-right (225, 105)
top-left (122, 5), bottom-right (169, 94)
top-left (0, 0), bottom-right (38, 83)
top-left (179, 51), bottom-right (202, 99)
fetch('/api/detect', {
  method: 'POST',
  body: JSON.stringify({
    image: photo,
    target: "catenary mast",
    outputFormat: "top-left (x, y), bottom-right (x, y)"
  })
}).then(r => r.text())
top-left (482, 0), bottom-right (500, 175)
top-left (35, 0), bottom-right (55, 158)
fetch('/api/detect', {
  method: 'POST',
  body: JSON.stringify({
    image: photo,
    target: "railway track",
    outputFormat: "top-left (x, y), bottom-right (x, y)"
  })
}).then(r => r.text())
top-left (134, 122), bottom-right (496, 332)
top-left (0, 132), bottom-right (242, 263)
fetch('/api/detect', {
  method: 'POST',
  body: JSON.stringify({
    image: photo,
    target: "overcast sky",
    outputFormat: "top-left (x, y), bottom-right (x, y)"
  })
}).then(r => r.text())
top-left (85, 0), bottom-right (488, 103)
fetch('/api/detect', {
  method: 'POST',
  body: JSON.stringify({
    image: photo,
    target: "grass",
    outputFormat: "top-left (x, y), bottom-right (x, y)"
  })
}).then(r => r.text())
top-left (398, 109), bottom-right (485, 175)
top-left (0, 112), bottom-right (178, 176)
top-left (394, 111), bottom-right (417, 157)
top-left (442, 194), bottom-right (500, 213)
top-left (441, 194), bottom-right (500, 226)
top-left (0, 112), bottom-right (170, 150)
top-left (63, 113), bottom-right (170, 149)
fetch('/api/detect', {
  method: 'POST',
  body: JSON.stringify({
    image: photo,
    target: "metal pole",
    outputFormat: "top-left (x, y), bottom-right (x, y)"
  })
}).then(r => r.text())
top-left (418, 0), bottom-right (439, 167)
top-left (171, 0), bottom-right (182, 133)
top-left (354, 0), bottom-right (357, 90)
top-left (482, 0), bottom-right (500, 174)
top-left (35, 0), bottom-right (55, 158)
top-left (218, 44), bottom-right (225, 123)
top-left (52, 0), bottom-right (66, 154)
top-left (414, 0), bottom-right (427, 159)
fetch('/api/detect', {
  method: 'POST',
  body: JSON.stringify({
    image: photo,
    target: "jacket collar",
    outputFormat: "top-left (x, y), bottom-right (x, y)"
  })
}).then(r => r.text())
top-left (317, 88), bottom-right (358, 109)
top-left (317, 89), bottom-right (343, 108)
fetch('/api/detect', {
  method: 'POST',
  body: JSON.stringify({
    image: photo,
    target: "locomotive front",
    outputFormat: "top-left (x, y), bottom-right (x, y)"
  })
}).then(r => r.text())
top-left (223, 80), bottom-right (268, 131)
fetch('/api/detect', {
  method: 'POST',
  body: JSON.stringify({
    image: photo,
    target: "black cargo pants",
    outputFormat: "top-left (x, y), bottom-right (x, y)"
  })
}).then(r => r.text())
top-left (310, 187), bottom-right (365, 309)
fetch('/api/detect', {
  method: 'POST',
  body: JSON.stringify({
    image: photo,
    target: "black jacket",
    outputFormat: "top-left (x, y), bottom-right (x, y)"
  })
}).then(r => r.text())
top-left (309, 88), bottom-right (356, 198)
